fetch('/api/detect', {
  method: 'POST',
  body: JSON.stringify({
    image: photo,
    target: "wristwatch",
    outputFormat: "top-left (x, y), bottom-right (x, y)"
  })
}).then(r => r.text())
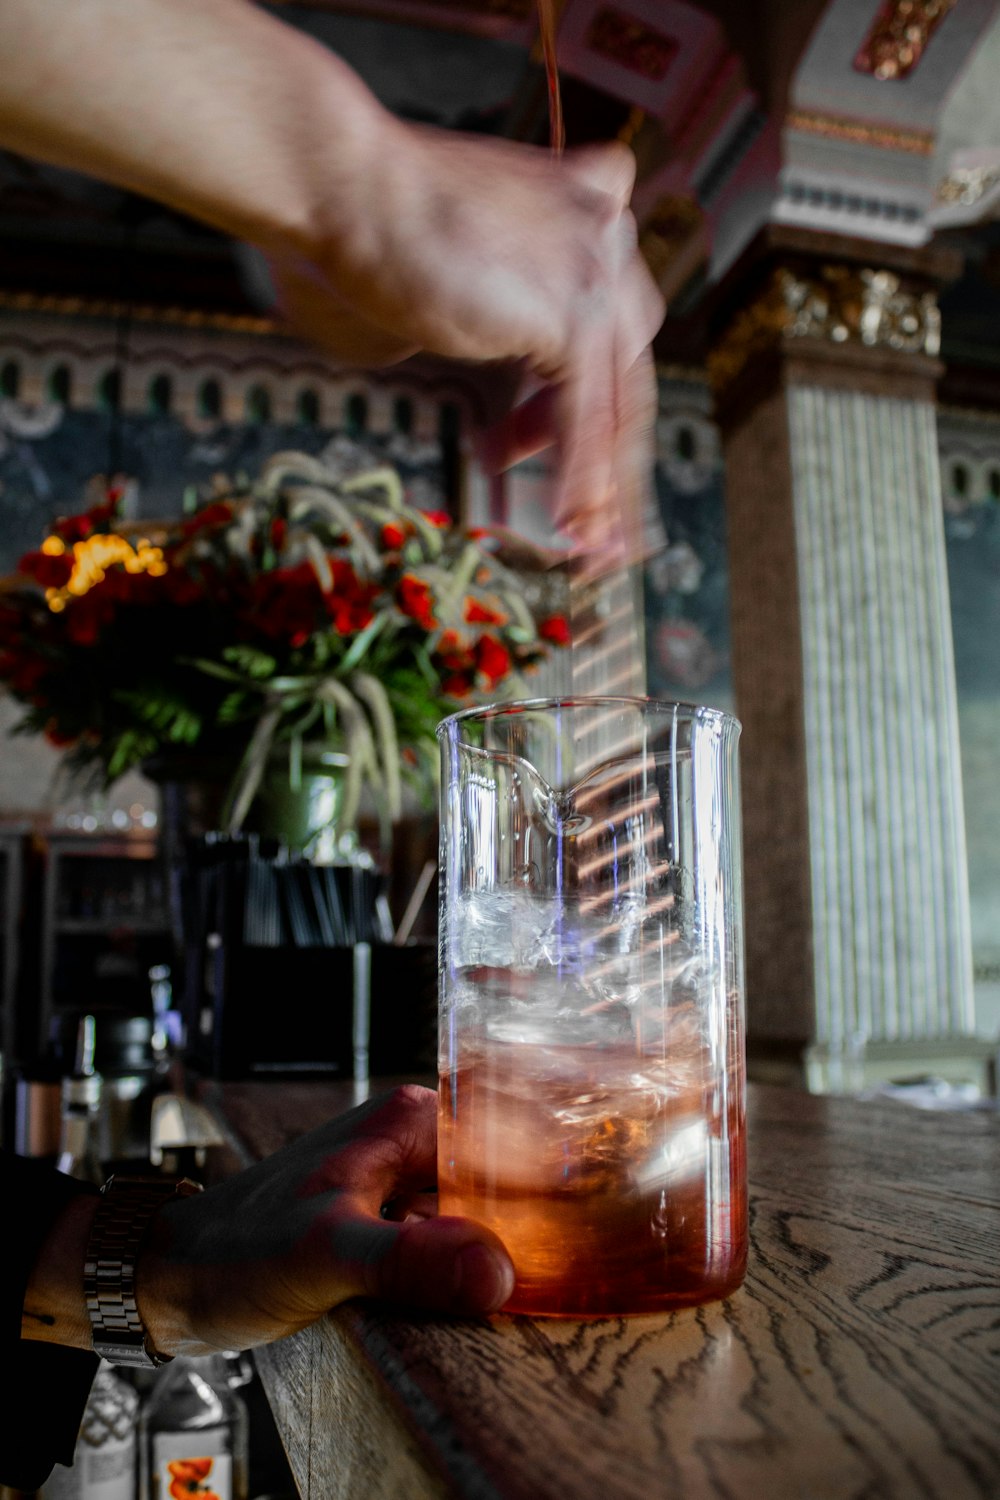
top-left (84, 1173), bottom-right (203, 1368)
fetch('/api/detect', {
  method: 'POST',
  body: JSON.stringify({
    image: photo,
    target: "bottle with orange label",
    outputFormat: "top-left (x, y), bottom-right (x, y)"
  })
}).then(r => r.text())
top-left (138, 1355), bottom-right (248, 1500)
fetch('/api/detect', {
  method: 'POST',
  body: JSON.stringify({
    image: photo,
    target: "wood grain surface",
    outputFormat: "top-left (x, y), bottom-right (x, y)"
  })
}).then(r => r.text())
top-left (203, 1081), bottom-right (1000, 1500)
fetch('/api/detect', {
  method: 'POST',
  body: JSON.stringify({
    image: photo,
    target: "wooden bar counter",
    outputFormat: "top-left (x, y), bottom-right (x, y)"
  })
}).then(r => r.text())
top-left (200, 1080), bottom-right (1000, 1500)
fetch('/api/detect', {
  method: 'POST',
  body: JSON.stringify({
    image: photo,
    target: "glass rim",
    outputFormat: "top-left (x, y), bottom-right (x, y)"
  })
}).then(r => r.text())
top-left (436, 695), bottom-right (741, 738)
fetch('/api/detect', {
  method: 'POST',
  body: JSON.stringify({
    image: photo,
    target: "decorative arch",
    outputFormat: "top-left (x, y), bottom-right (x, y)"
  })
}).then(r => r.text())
top-left (245, 384), bottom-right (273, 424)
top-left (96, 367), bottom-right (122, 411)
top-left (0, 359), bottom-right (21, 399)
top-left (148, 372), bottom-right (173, 416)
top-left (196, 376), bottom-right (223, 421)
top-left (46, 363), bottom-right (73, 405)
top-left (295, 387), bottom-right (321, 427)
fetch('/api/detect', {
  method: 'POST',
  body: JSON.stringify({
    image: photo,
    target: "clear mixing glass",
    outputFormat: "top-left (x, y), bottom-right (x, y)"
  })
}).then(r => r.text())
top-left (437, 697), bottom-right (747, 1316)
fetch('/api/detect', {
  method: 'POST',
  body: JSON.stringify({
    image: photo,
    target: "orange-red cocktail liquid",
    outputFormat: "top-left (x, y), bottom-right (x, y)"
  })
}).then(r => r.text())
top-left (438, 1044), bottom-right (747, 1317)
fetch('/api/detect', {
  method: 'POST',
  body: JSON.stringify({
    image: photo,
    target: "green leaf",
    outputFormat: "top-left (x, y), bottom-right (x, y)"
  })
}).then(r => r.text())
top-left (218, 690), bottom-right (252, 725)
top-left (338, 611), bottom-right (389, 674)
top-left (222, 644), bottom-right (279, 679)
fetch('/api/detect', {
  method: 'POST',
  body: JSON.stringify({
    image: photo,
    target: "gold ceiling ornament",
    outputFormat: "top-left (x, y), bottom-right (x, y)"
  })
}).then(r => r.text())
top-left (0, 288), bottom-right (277, 335)
top-left (272, 0), bottom-right (535, 13)
top-left (708, 264), bottom-right (941, 391)
top-left (936, 162), bottom-right (1000, 207)
top-left (785, 109), bottom-right (934, 157)
top-left (585, 6), bottom-right (678, 81)
top-left (853, 0), bottom-right (957, 81)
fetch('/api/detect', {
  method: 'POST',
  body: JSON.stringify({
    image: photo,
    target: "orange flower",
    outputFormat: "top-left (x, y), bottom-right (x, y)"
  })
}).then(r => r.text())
top-left (464, 598), bottom-right (508, 626)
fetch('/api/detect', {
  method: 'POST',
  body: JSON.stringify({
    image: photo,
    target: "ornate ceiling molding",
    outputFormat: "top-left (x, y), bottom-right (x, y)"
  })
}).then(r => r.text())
top-left (271, 0), bottom-right (534, 17)
top-left (785, 110), bottom-right (934, 157)
top-left (853, 0), bottom-right (957, 81)
top-left (708, 264), bottom-right (941, 392)
top-left (0, 288), bottom-right (277, 335)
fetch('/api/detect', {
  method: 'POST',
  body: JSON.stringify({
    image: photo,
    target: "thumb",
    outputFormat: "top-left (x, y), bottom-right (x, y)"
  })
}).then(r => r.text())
top-left (358, 1215), bottom-right (516, 1315)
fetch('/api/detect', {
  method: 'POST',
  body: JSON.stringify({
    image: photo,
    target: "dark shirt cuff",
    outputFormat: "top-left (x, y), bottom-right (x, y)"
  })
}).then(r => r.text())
top-left (0, 1152), bottom-right (100, 1489)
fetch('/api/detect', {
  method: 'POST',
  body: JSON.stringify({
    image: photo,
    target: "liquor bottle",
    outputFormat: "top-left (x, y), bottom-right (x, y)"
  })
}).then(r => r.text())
top-left (56, 1016), bottom-right (103, 1185)
top-left (39, 1361), bottom-right (139, 1500)
top-left (139, 1356), bottom-right (248, 1500)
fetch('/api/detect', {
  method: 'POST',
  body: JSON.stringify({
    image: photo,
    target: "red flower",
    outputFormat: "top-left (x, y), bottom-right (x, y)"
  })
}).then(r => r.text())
top-left (396, 574), bottom-right (437, 630)
top-left (420, 509), bottom-right (451, 528)
top-left (64, 587), bottom-right (117, 646)
top-left (441, 672), bottom-right (473, 698)
top-left (380, 521), bottom-right (408, 549)
top-left (538, 614), bottom-right (571, 647)
top-left (270, 517), bottom-right (288, 550)
top-left (44, 719), bottom-right (78, 748)
top-left (0, 651), bottom-right (49, 699)
top-left (435, 628), bottom-right (473, 672)
top-left (326, 559), bottom-right (378, 634)
top-left (475, 634), bottom-right (511, 688)
top-left (88, 499), bottom-right (118, 530)
top-left (464, 598), bottom-right (508, 626)
top-left (181, 500), bottom-right (235, 539)
top-left (53, 513), bottom-right (93, 544)
top-left (18, 550), bottom-right (74, 590)
top-left (246, 561), bottom-right (324, 647)
top-left (160, 567), bottom-right (204, 606)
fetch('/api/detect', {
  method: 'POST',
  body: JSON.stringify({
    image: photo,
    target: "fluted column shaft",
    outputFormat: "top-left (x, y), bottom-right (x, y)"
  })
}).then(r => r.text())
top-left (712, 246), bottom-right (974, 1061)
top-left (787, 384), bottom-right (973, 1046)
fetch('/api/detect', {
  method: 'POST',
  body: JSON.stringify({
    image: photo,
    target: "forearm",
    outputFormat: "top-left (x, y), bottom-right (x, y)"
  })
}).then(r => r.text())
top-left (21, 1193), bottom-right (97, 1352)
top-left (21, 1189), bottom-right (212, 1361)
top-left (0, 0), bottom-right (392, 258)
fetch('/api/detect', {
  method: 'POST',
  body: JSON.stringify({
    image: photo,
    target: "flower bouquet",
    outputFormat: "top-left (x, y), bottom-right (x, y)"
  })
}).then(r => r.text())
top-left (0, 452), bottom-right (570, 844)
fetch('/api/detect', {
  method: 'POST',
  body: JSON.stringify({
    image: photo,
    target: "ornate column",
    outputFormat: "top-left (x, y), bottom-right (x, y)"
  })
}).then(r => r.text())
top-left (709, 233), bottom-right (985, 1090)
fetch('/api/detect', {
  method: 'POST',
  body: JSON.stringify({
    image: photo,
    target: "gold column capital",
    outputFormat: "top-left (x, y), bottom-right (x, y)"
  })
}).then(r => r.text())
top-left (707, 262), bottom-right (942, 395)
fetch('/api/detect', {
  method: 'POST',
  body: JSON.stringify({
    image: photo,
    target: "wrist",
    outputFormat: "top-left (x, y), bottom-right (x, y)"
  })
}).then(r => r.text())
top-left (22, 1193), bottom-right (99, 1350)
top-left (85, 1175), bottom-right (205, 1368)
top-left (132, 1187), bottom-right (214, 1362)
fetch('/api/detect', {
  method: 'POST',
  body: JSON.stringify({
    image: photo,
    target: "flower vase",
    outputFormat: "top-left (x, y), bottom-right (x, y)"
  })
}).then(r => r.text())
top-left (147, 746), bottom-right (352, 859)
top-left (247, 747), bottom-right (352, 860)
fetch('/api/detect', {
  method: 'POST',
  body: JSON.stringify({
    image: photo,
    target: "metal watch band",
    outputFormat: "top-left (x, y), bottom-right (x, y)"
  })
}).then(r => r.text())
top-left (84, 1173), bottom-right (203, 1368)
